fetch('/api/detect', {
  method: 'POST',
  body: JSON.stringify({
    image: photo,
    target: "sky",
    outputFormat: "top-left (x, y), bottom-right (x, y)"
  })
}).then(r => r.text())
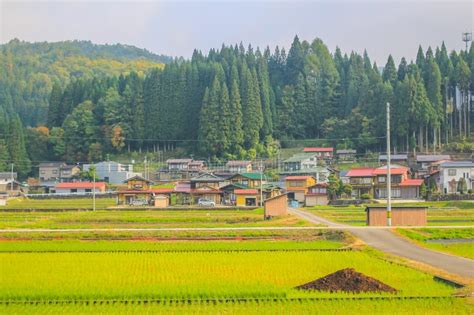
top-left (0, 0), bottom-right (472, 64)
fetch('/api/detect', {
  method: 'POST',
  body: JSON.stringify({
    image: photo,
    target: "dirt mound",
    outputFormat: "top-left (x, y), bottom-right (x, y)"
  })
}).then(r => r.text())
top-left (296, 268), bottom-right (397, 293)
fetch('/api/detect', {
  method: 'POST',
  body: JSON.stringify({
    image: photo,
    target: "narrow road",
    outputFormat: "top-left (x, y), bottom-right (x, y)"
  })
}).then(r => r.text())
top-left (289, 208), bottom-right (474, 279)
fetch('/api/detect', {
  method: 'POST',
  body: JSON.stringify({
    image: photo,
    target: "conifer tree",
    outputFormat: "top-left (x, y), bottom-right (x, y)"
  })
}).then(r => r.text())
top-left (382, 55), bottom-right (397, 85)
top-left (47, 82), bottom-right (63, 128)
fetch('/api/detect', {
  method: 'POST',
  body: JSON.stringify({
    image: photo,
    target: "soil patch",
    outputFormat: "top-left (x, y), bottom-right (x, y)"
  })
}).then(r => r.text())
top-left (296, 268), bottom-right (397, 293)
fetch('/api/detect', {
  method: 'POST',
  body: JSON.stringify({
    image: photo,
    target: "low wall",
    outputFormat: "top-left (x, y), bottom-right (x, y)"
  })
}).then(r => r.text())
top-left (25, 193), bottom-right (116, 200)
top-left (427, 194), bottom-right (474, 201)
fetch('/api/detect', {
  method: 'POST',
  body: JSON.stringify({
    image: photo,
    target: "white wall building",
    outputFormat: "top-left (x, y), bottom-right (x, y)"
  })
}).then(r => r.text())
top-left (83, 161), bottom-right (141, 185)
top-left (439, 161), bottom-right (474, 194)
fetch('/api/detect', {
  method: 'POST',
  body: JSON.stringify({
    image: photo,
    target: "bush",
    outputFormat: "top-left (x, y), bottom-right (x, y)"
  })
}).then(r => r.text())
top-left (360, 193), bottom-right (372, 200)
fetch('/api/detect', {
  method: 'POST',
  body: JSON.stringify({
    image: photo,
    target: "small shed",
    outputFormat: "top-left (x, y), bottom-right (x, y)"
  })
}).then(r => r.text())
top-left (154, 194), bottom-right (169, 208)
top-left (264, 194), bottom-right (288, 219)
top-left (366, 206), bottom-right (427, 226)
top-left (235, 189), bottom-right (258, 206)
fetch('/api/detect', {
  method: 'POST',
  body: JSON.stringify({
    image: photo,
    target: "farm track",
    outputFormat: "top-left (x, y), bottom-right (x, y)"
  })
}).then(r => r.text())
top-left (1, 226), bottom-right (474, 232)
top-left (0, 248), bottom-right (353, 253)
top-left (0, 295), bottom-right (466, 306)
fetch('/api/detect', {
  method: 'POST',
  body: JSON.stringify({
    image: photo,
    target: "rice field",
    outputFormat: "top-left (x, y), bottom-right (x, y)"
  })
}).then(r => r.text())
top-left (2, 198), bottom-right (115, 210)
top-left (0, 243), bottom-right (461, 301)
top-left (0, 209), bottom-right (314, 229)
top-left (397, 228), bottom-right (474, 260)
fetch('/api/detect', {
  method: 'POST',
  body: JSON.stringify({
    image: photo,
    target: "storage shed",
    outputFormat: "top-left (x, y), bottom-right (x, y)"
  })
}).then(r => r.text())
top-left (366, 206), bottom-right (427, 226)
top-left (264, 194), bottom-right (288, 219)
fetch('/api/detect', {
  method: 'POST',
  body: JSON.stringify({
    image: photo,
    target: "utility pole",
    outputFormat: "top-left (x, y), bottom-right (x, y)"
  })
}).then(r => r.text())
top-left (260, 159), bottom-right (264, 207)
top-left (10, 163), bottom-right (14, 192)
top-left (386, 102), bottom-right (392, 226)
top-left (462, 32), bottom-right (472, 52)
top-left (144, 156), bottom-right (148, 180)
top-left (92, 168), bottom-right (96, 211)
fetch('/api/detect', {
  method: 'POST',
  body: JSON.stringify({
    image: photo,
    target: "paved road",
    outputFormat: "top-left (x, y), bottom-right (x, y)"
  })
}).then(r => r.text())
top-left (289, 208), bottom-right (474, 279)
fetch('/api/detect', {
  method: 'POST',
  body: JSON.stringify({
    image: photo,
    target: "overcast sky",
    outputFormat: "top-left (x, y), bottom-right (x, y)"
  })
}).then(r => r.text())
top-left (0, 0), bottom-right (472, 64)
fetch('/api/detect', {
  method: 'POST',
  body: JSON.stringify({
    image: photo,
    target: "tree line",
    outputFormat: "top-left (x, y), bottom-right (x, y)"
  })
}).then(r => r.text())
top-left (0, 37), bottom-right (473, 178)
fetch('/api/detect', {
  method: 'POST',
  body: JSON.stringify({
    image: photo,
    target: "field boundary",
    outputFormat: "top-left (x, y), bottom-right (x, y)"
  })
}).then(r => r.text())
top-left (0, 248), bottom-right (353, 253)
top-left (0, 295), bottom-right (465, 306)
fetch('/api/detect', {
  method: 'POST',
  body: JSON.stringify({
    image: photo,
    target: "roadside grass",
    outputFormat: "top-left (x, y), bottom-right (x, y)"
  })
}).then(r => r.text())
top-left (396, 228), bottom-right (474, 260)
top-left (1, 298), bottom-right (470, 314)
top-left (305, 202), bottom-right (474, 226)
top-left (0, 244), bottom-right (459, 301)
top-left (0, 209), bottom-right (316, 229)
top-left (1, 198), bottom-right (115, 210)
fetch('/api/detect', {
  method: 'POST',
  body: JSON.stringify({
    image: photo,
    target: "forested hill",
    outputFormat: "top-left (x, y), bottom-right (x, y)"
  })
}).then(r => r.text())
top-left (0, 36), bottom-right (473, 178)
top-left (0, 39), bottom-right (170, 126)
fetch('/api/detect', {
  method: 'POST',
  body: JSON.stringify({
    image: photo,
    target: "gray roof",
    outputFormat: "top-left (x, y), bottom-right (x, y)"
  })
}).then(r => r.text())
top-left (190, 173), bottom-right (223, 182)
top-left (284, 153), bottom-right (317, 163)
top-left (166, 159), bottom-right (193, 164)
top-left (39, 162), bottom-right (64, 168)
top-left (339, 170), bottom-right (349, 177)
top-left (440, 161), bottom-right (474, 168)
top-left (336, 149), bottom-right (356, 154)
top-left (226, 160), bottom-right (252, 166)
top-left (379, 154), bottom-right (408, 160)
top-left (416, 155), bottom-right (451, 162)
top-left (0, 172), bottom-right (17, 180)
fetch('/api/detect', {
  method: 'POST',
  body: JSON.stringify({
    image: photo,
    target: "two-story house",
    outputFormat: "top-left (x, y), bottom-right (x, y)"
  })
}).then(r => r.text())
top-left (373, 165), bottom-right (422, 199)
top-left (39, 163), bottom-right (81, 185)
top-left (283, 153), bottom-right (318, 172)
top-left (438, 161), bottom-right (474, 194)
top-left (336, 149), bottom-right (357, 163)
top-left (346, 168), bottom-right (376, 198)
top-left (226, 161), bottom-right (253, 173)
top-left (83, 161), bottom-right (141, 185)
top-left (167, 159), bottom-right (193, 171)
top-left (285, 175), bottom-right (316, 203)
top-left (116, 175), bottom-right (173, 206)
top-left (228, 173), bottom-right (266, 188)
top-left (303, 147), bottom-right (334, 159)
top-left (414, 155), bottom-right (451, 177)
top-left (305, 183), bottom-right (329, 206)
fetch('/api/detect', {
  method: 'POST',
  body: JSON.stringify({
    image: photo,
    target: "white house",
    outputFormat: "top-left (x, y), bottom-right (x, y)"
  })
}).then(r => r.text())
top-left (438, 161), bottom-right (474, 194)
top-left (83, 161), bottom-right (141, 185)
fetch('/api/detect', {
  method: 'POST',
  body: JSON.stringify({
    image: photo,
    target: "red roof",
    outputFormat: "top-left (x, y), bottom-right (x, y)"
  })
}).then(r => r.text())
top-left (346, 168), bottom-right (376, 177)
top-left (235, 189), bottom-right (258, 195)
top-left (285, 175), bottom-right (314, 181)
top-left (400, 179), bottom-right (424, 186)
top-left (304, 147), bottom-right (334, 152)
top-left (56, 182), bottom-right (106, 189)
top-left (373, 167), bottom-right (408, 175)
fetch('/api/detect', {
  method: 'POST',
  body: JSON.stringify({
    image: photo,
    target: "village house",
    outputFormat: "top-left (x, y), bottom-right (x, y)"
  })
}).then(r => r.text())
top-left (228, 172), bottom-right (266, 188)
top-left (226, 160), bottom-right (253, 173)
top-left (347, 166), bottom-right (423, 199)
top-left (305, 183), bottom-right (329, 206)
top-left (283, 153), bottom-right (318, 171)
top-left (83, 161), bottom-right (141, 185)
top-left (303, 147), bottom-right (334, 159)
top-left (346, 168), bottom-right (376, 199)
top-left (0, 172), bottom-right (23, 196)
top-left (55, 182), bottom-right (106, 194)
top-left (38, 162), bottom-right (81, 185)
top-left (336, 149), bottom-right (357, 163)
top-left (190, 173), bottom-right (224, 189)
top-left (437, 161), bottom-right (474, 194)
top-left (414, 155), bottom-right (451, 177)
top-left (378, 154), bottom-right (408, 165)
top-left (188, 160), bottom-right (206, 172)
top-left (373, 165), bottom-right (423, 199)
top-left (279, 165), bottom-right (332, 183)
top-left (174, 181), bottom-right (222, 205)
top-left (116, 175), bottom-right (173, 206)
top-left (167, 159), bottom-right (193, 171)
top-left (285, 175), bottom-right (317, 203)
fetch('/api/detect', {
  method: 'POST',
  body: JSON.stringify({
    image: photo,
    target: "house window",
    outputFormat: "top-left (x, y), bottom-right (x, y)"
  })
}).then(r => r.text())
top-left (448, 169), bottom-right (456, 176)
top-left (378, 176), bottom-right (386, 183)
top-left (85, 189), bottom-right (92, 193)
top-left (70, 189), bottom-right (77, 193)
